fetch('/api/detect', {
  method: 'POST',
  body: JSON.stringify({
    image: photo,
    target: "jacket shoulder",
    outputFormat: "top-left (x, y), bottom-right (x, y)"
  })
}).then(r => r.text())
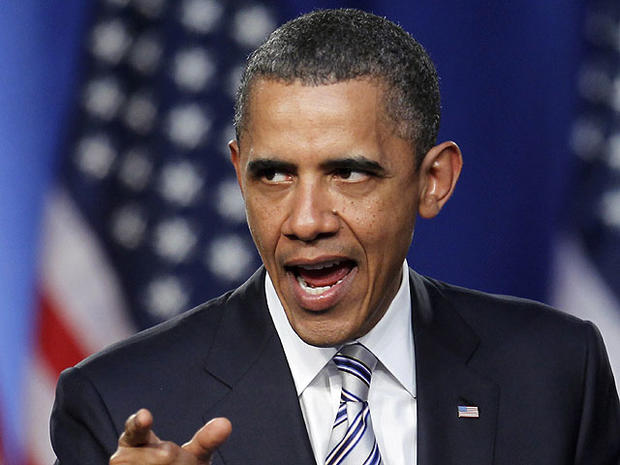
top-left (422, 274), bottom-right (593, 344)
top-left (76, 290), bottom-right (231, 376)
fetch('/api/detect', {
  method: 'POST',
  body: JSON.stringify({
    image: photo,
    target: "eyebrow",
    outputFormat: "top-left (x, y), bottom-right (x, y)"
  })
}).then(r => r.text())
top-left (321, 156), bottom-right (386, 175)
top-left (247, 159), bottom-right (296, 176)
top-left (246, 155), bottom-right (386, 176)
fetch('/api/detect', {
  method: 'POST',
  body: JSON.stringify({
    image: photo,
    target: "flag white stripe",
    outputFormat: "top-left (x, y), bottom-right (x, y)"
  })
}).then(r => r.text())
top-left (41, 189), bottom-right (134, 354)
top-left (26, 356), bottom-right (58, 465)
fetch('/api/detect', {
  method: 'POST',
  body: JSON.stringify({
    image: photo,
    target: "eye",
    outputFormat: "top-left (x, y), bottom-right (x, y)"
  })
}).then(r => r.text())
top-left (262, 169), bottom-right (290, 183)
top-left (334, 169), bottom-right (370, 182)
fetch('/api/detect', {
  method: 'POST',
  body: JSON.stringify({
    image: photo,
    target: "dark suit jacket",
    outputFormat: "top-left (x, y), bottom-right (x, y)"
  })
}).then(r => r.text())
top-left (51, 268), bottom-right (620, 464)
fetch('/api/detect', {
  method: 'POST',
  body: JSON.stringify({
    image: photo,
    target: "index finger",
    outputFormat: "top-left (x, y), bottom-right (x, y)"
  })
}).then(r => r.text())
top-left (118, 408), bottom-right (156, 447)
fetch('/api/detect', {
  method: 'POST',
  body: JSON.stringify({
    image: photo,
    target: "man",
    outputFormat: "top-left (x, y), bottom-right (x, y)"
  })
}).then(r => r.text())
top-left (51, 9), bottom-right (620, 465)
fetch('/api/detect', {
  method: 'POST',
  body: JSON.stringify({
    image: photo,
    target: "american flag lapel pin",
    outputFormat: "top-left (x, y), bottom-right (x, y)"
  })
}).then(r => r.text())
top-left (457, 405), bottom-right (479, 418)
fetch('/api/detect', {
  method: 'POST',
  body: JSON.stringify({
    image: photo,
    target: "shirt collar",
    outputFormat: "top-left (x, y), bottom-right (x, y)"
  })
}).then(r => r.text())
top-left (265, 260), bottom-right (416, 398)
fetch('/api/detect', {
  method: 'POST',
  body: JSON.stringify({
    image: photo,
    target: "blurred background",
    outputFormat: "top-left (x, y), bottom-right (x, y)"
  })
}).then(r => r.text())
top-left (0, 0), bottom-right (618, 463)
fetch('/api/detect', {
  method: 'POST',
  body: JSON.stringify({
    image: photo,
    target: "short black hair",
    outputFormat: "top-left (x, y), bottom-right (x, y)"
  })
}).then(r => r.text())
top-left (233, 8), bottom-right (440, 164)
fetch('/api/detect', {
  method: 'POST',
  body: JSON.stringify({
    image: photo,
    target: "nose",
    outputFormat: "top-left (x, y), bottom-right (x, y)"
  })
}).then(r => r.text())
top-left (282, 180), bottom-right (339, 242)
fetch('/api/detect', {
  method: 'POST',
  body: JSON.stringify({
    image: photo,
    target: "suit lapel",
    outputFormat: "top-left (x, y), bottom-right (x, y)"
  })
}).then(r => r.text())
top-left (201, 268), bottom-right (316, 465)
top-left (411, 270), bottom-right (499, 465)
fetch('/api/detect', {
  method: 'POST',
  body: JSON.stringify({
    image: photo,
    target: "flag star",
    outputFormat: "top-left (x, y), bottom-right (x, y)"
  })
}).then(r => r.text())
top-left (166, 104), bottom-right (211, 149)
top-left (158, 161), bottom-right (204, 206)
top-left (90, 19), bottom-right (132, 65)
top-left (205, 235), bottom-right (255, 281)
top-left (216, 179), bottom-right (246, 223)
top-left (173, 48), bottom-right (215, 92)
top-left (75, 134), bottom-right (116, 179)
top-left (233, 5), bottom-right (275, 48)
top-left (119, 148), bottom-right (153, 191)
top-left (578, 65), bottom-right (612, 104)
top-left (608, 133), bottom-right (620, 171)
top-left (83, 76), bottom-right (124, 121)
top-left (179, 0), bottom-right (223, 34)
top-left (111, 204), bottom-right (147, 248)
top-left (154, 218), bottom-right (198, 263)
top-left (570, 118), bottom-right (605, 160)
top-left (129, 32), bottom-right (163, 75)
top-left (600, 190), bottom-right (620, 229)
top-left (123, 92), bottom-right (158, 134)
top-left (144, 276), bottom-right (190, 319)
top-left (134, 0), bottom-right (166, 19)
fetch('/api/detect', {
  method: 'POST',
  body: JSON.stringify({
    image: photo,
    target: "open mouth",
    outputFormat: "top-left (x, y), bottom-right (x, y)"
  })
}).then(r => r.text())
top-left (285, 260), bottom-right (357, 309)
top-left (293, 260), bottom-right (355, 294)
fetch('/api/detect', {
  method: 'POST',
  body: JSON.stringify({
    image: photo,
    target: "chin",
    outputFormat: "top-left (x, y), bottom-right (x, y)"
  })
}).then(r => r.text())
top-left (292, 322), bottom-right (357, 348)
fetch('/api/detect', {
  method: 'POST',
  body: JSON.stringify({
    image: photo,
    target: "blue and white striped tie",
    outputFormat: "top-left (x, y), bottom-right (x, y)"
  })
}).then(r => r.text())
top-left (325, 343), bottom-right (382, 465)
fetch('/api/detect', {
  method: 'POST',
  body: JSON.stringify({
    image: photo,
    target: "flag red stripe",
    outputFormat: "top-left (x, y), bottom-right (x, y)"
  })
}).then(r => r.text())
top-left (37, 291), bottom-right (88, 378)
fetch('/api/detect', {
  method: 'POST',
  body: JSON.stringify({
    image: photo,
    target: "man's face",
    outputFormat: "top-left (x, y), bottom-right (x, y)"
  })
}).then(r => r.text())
top-left (231, 79), bottom-right (422, 347)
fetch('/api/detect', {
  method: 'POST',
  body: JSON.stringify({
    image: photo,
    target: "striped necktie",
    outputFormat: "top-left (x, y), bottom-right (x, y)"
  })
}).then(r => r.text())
top-left (325, 343), bottom-right (382, 465)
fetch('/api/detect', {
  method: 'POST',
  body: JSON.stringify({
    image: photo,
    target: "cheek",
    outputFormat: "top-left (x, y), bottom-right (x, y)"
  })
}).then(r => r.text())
top-left (342, 189), bottom-right (417, 246)
top-left (245, 199), bottom-right (281, 257)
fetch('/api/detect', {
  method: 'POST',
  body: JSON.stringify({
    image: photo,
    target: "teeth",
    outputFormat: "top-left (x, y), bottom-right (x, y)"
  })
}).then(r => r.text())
top-left (297, 260), bottom-right (341, 271)
top-left (296, 275), bottom-right (344, 295)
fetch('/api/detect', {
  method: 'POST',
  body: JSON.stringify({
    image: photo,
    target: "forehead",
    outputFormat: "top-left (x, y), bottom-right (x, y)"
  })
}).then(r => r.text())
top-left (243, 79), bottom-right (389, 146)
top-left (253, 77), bottom-right (382, 113)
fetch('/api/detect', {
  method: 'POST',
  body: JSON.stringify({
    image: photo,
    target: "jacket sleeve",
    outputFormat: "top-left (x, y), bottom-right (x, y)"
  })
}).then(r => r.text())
top-left (574, 322), bottom-right (620, 464)
top-left (50, 366), bottom-right (119, 465)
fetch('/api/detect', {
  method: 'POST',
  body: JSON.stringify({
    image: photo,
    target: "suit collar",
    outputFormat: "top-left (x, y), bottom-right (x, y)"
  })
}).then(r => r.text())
top-left (411, 269), bottom-right (499, 465)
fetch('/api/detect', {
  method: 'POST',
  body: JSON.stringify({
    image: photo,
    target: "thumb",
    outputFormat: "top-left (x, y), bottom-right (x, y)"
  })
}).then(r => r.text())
top-left (182, 417), bottom-right (232, 460)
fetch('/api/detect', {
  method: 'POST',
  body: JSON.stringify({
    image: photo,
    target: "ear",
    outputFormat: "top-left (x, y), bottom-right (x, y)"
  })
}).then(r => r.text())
top-left (417, 141), bottom-right (463, 219)
top-left (228, 139), bottom-right (245, 198)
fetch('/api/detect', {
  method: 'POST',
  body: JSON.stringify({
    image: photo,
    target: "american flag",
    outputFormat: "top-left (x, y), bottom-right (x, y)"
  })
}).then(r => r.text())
top-left (457, 405), bottom-right (479, 419)
top-left (26, 1), bottom-right (283, 463)
top-left (551, 0), bottom-right (620, 392)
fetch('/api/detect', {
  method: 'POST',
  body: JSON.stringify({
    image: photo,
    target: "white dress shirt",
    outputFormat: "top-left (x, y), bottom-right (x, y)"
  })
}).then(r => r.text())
top-left (266, 260), bottom-right (417, 465)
